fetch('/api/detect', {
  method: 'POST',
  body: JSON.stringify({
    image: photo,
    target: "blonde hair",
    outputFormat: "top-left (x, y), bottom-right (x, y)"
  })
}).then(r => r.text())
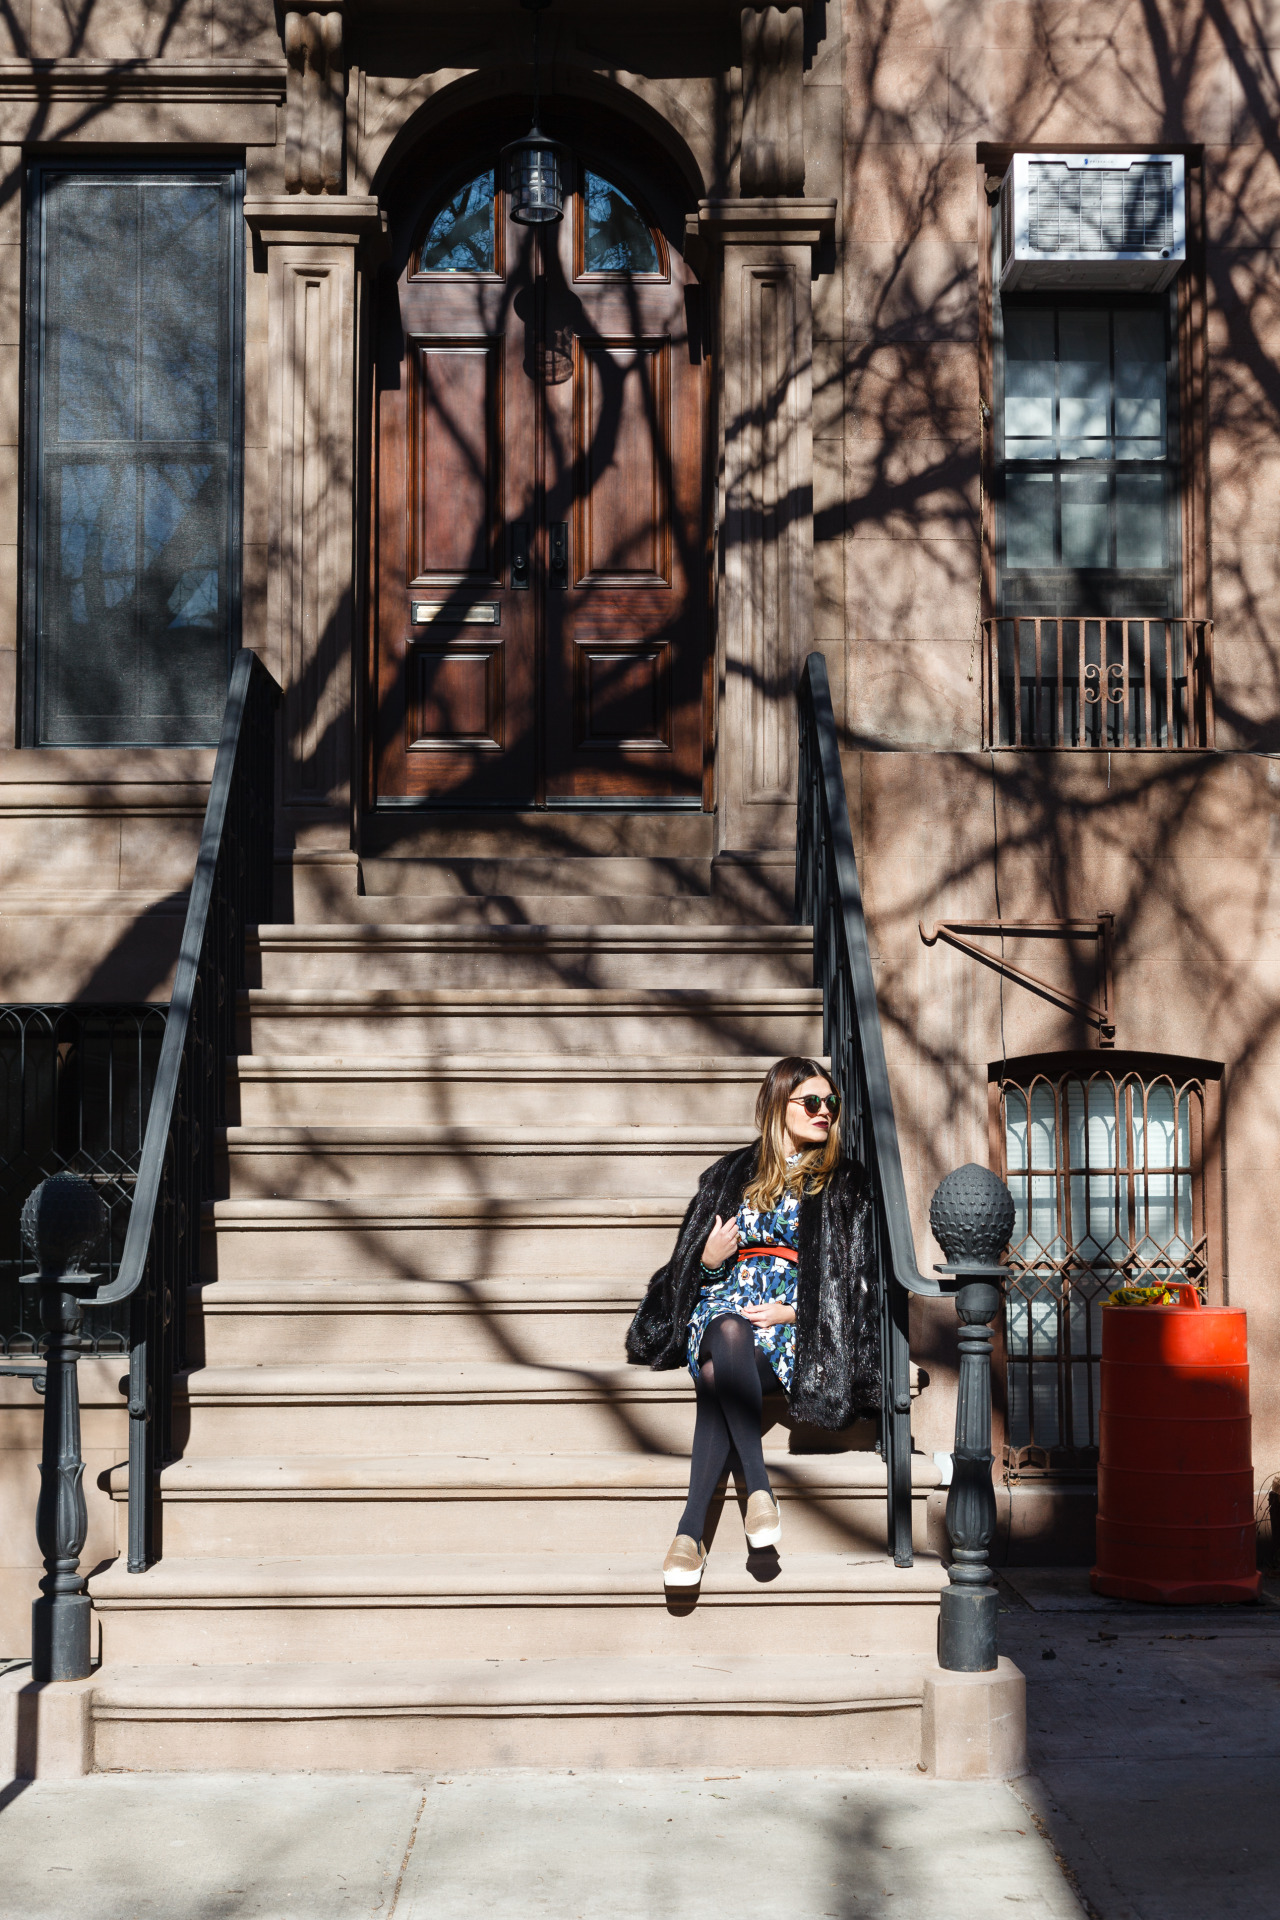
top-left (742, 1056), bottom-right (841, 1211)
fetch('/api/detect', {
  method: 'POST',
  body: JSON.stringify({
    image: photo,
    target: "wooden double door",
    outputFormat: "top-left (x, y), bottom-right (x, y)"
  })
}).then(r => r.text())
top-left (372, 158), bottom-right (708, 806)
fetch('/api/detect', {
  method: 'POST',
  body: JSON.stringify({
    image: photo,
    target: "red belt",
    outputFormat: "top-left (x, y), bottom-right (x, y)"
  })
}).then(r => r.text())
top-left (736, 1245), bottom-right (797, 1264)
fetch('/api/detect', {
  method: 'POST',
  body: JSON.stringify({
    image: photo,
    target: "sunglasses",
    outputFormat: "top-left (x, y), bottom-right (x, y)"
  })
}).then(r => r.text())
top-left (790, 1092), bottom-right (841, 1117)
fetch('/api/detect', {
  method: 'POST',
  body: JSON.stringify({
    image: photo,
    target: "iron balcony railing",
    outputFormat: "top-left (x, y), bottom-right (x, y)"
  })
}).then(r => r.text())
top-left (83, 650), bottom-right (279, 1571)
top-left (982, 616), bottom-right (1214, 750)
top-left (796, 652), bottom-right (940, 1569)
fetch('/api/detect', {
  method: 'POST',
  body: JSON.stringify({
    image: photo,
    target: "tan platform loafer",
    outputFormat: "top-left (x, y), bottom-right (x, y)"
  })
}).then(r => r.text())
top-left (744, 1489), bottom-right (781, 1549)
top-left (662, 1534), bottom-right (707, 1588)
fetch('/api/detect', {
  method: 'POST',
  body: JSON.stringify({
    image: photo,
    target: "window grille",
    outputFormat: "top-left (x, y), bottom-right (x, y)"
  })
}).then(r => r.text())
top-left (996, 1058), bottom-right (1217, 1471)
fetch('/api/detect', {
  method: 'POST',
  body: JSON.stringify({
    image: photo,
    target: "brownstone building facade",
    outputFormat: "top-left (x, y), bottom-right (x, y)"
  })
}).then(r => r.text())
top-left (0, 1), bottom-right (1276, 1770)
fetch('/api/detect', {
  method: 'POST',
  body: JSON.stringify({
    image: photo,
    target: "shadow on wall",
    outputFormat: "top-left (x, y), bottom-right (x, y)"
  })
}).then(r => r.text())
top-left (842, 1), bottom-right (1280, 755)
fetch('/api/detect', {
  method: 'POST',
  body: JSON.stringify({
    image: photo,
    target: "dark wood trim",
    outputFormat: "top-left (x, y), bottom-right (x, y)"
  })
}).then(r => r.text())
top-left (977, 170), bottom-right (997, 622)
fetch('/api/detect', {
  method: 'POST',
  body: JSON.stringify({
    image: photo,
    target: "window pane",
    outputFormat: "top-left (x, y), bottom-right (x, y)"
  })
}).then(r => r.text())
top-left (1004, 308), bottom-right (1055, 454)
top-left (1061, 475), bottom-right (1110, 568)
top-left (1115, 308), bottom-right (1166, 457)
top-left (1115, 474), bottom-right (1165, 568)
top-left (1058, 310), bottom-right (1111, 457)
top-left (59, 463), bottom-right (136, 630)
top-left (583, 171), bottom-right (659, 273)
top-left (36, 172), bottom-right (237, 746)
top-left (1006, 472), bottom-right (1055, 566)
top-left (419, 171), bottom-right (495, 273)
top-left (55, 184), bottom-right (138, 442)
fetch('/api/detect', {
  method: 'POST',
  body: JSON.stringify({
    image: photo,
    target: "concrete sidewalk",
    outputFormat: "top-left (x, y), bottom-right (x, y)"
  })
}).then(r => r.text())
top-left (0, 1768), bottom-right (1081, 1920)
top-left (999, 1570), bottom-right (1280, 1920)
top-left (2, 1571), bottom-right (1276, 1919)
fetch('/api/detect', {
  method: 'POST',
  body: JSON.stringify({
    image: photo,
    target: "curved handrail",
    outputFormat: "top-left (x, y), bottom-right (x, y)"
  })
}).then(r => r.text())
top-left (93, 649), bottom-right (279, 1569)
top-left (795, 651), bottom-right (937, 1568)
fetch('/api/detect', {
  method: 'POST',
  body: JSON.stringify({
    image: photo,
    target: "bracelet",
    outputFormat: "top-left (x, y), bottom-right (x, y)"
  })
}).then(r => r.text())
top-left (699, 1256), bottom-right (733, 1280)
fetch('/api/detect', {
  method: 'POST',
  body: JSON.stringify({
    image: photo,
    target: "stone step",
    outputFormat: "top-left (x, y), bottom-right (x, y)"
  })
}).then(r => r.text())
top-left (287, 892), bottom-right (774, 928)
top-left (106, 1449), bottom-right (932, 1559)
top-left (188, 1277), bottom-right (645, 1367)
top-left (201, 1193), bottom-right (687, 1281)
top-left (358, 856), bottom-right (715, 899)
top-left (248, 924), bottom-right (814, 991)
top-left (173, 1360), bottom-right (704, 1456)
top-left (87, 1654), bottom-right (930, 1771)
top-left (236, 986), bottom-right (823, 1056)
top-left (359, 810), bottom-right (718, 862)
top-left (218, 1125), bottom-right (754, 1201)
top-left (89, 1550), bottom-right (945, 1666)
top-left (227, 1052), bottom-right (775, 1128)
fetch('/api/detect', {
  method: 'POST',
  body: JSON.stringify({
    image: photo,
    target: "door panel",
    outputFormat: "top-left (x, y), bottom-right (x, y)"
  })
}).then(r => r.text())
top-left (410, 340), bottom-right (503, 584)
top-left (409, 644), bottom-right (504, 750)
top-left (372, 158), bottom-right (705, 807)
top-left (576, 341), bottom-right (670, 585)
top-left (542, 242), bottom-right (704, 799)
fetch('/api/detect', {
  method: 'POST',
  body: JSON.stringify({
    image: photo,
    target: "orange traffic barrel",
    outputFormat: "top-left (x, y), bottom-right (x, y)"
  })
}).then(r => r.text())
top-left (1092, 1292), bottom-right (1260, 1604)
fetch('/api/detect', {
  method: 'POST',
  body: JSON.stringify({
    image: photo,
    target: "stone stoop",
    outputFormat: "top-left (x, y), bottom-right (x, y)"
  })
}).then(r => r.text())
top-left (68, 909), bottom-right (1021, 1778)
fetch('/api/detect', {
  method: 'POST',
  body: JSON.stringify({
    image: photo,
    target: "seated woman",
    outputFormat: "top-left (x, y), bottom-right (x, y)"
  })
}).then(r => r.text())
top-left (625, 1055), bottom-right (881, 1589)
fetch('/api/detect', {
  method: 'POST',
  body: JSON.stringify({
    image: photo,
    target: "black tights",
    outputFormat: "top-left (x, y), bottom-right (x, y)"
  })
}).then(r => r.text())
top-left (676, 1314), bottom-right (780, 1544)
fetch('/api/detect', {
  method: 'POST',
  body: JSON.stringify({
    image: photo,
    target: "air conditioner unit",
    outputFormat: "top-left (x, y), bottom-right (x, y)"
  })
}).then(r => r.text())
top-left (998, 153), bottom-right (1185, 292)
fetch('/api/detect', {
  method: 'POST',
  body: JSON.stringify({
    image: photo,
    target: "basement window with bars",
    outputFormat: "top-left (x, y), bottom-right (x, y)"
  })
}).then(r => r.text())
top-left (23, 166), bottom-right (243, 746)
top-left (994, 1054), bottom-right (1219, 1472)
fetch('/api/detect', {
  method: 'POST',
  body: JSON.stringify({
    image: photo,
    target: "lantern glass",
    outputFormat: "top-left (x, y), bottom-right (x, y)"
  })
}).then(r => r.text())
top-left (504, 130), bottom-right (564, 226)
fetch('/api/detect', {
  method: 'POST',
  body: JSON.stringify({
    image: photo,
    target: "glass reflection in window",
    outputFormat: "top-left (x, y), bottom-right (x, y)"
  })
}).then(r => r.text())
top-left (1004, 305), bottom-right (1167, 462)
top-left (419, 172), bottom-right (496, 274)
top-left (582, 171), bottom-right (659, 274)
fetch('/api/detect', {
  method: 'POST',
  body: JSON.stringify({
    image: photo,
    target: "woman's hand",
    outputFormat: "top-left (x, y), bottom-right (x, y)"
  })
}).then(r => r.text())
top-left (740, 1301), bottom-right (797, 1328)
top-left (701, 1214), bottom-right (740, 1268)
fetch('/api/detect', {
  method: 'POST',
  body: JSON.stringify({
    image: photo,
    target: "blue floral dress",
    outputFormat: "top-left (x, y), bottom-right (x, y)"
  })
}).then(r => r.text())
top-left (686, 1183), bottom-right (800, 1392)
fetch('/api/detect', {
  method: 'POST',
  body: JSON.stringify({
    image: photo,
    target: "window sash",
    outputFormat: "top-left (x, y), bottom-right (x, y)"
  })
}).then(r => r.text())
top-left (995, 294), bottom-right (1181, 619)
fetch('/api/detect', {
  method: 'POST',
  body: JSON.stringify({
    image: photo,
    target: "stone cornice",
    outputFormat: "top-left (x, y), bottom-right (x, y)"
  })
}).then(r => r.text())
top-left (245, 194), bottom-right (386, 244)
top-left (696, 197), bottom-right (835, 247)
top-left (0, 59), bottom-right (287, 104)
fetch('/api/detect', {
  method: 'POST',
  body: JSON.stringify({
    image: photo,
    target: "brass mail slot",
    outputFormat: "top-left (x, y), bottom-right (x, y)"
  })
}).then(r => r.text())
top-left (411, 601), bottom-right (500, 626)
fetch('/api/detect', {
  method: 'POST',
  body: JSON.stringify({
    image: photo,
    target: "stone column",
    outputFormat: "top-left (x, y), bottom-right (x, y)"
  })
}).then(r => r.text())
top-left (246, 2), bottom-right (384, 913)
top-left (702, 3), bottom-right (834, 860)
top-left (700, 202), bottom-right (834, 857)
top-left (244, 197), bottom-right (382, 911)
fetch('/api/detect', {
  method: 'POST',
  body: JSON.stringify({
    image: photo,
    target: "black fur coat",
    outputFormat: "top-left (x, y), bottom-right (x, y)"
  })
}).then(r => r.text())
top-left (624, 1144), bottom-right (882, 1430)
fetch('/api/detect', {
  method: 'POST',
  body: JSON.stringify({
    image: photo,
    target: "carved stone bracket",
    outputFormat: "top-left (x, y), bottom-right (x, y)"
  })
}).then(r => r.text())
top-left (740, 5), bottom-right (807, 197)
top-left (284, 4), bottom-right (346, 194)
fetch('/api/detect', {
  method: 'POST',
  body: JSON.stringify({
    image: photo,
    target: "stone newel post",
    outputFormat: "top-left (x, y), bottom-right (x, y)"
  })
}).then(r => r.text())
top-left (20, 1173), bottom-right (107, 1683)
top-left (929, 1163), bottom-right (1016, 1674)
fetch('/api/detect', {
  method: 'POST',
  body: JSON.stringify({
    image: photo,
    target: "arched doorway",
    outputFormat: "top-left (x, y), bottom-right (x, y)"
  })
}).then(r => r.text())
top-left (370, 123), bottom-right (709, 809)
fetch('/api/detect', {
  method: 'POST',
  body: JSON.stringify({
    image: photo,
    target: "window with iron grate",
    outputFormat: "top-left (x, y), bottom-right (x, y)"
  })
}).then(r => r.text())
top-left (992, 1052), bottom-right (1221, 1472)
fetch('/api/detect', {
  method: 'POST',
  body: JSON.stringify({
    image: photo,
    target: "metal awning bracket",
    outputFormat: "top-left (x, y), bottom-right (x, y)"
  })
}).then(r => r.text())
top-left (919, 912), bottom-right (1115, 1047)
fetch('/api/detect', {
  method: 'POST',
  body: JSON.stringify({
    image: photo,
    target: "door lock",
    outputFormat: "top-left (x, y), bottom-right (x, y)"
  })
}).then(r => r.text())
top-left (549, 521), bottom-right (569, 591)
top-left (510, 521), bottom-right (530, 590)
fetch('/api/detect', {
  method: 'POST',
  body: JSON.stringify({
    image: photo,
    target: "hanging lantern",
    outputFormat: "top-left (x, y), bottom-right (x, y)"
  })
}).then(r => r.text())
top-left (503, 127), bottom-right (565, 226)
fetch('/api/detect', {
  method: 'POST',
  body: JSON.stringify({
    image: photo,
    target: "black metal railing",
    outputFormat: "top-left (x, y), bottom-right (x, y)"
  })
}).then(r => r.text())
top-left (796, 651), bottom-right (941, 1568)
top-left (0, 1006), bottom-right (167, 1355)
top-left (86, 650), bottom-right (279, 1571)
